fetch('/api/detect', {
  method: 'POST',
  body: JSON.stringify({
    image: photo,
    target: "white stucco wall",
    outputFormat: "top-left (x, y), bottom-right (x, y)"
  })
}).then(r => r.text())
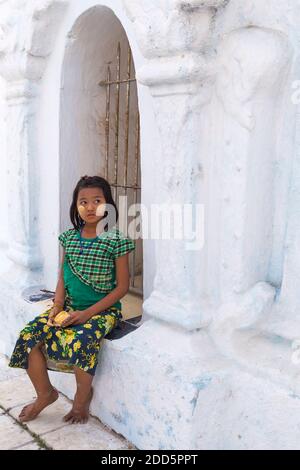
top-left (2, 0), bottom-right (300, 450)
top-left (212, 0), bottom-right (300, 337)
top-left (0, 77), bottom-right (8, 252)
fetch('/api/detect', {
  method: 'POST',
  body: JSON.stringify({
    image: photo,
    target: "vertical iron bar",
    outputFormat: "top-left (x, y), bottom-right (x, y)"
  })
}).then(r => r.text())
top-left (113, 42), bottom-right (121, 202)
top-left (124, 45), bottom-right (132, 281)
top-left (124, 45), bottom-right (131, 189)
top-left (104, 66), bottom-right (111, 180)
top-left (130, 111), bottom-right (141, 288)
top-left (98, 42), bottom-right (143, 296)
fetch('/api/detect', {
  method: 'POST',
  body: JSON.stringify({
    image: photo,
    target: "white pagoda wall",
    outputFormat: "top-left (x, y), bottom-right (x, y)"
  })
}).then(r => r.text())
top-left (0, 0), bottom-right (300, 450)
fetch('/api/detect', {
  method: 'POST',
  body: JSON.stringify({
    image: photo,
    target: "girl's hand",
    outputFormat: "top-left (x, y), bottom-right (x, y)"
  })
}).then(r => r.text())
top-left (60, 310), bottom-right (91, 328)
top-left (47, 306), bottom-right (63, 326)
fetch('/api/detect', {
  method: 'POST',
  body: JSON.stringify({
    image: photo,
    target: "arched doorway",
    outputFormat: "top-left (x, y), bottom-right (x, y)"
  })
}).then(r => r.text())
top-left (59, 5), bottom-right (143, 321)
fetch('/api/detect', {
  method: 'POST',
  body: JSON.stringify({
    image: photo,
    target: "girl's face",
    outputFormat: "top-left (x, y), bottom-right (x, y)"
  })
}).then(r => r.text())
top-left (77, 187), bottom-right (106, 224)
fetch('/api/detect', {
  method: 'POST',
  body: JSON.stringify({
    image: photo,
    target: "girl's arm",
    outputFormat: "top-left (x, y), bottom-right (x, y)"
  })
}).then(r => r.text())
top-left (53, 248), bottom-right (66, 307)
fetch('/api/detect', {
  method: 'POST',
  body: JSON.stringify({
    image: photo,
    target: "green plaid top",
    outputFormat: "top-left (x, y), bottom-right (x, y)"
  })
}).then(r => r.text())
top-left (58, 228), bottom-right (136, 294)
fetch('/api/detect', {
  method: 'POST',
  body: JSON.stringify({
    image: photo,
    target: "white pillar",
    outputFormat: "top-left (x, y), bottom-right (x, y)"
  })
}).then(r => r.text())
top-left (215, 27), bottom-right (292, 303)
top-left (5, 79), bottom-right (42, 272)
top-left (0, 0), bottom-right (67, 287)
top-left (208, 26), bottom-right (295, 373)
top-left (125, 0), bottom-right (229, 331)
top-left (268, 99), bottom-right (300, 339)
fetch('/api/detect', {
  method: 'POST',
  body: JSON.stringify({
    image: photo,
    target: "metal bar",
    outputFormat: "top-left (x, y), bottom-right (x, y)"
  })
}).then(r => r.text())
top-left (134, 111), bottom-right (140, 189)
top-left (128, 286), bottom-right (143, 296)
top-left (99, 78), bottom-right (136, 86)
top-left (124, 45), bottom-right (132, 285)
top-left (113, 42), bottom-right (121, 202)
top-left (130, 111), bottom-right (141, 289)
top-left (98, 42), bottom-right (143, 297)
top-left (110, 183), bottom-right (141, 190)
top-left (124, 46), bottom-right (132, 189)
top-left (104, 66), bottom-right (111, 180)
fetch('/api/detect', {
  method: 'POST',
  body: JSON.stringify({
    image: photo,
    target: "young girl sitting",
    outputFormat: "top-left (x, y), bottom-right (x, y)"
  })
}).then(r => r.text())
top-left (9, 175), bottom-right (135, 424)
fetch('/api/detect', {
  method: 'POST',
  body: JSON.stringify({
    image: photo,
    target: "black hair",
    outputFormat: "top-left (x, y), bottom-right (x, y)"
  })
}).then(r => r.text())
top-left (70, 175), bottom-right (119, 231)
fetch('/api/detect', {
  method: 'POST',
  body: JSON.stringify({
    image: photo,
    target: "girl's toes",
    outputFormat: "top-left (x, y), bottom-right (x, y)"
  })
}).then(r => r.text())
top-left (19, 405), bottom-right (29, 418)
top-left (63, 411), bottom-right (73, 422)
top-left (74, 415), bottom-right (82, 424)
top-left (19, 405), bottom-right (37, 423)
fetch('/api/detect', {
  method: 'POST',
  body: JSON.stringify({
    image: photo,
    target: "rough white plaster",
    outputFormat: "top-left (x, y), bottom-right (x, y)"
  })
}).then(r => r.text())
top-left (0, 76), bottom-right (8, 250)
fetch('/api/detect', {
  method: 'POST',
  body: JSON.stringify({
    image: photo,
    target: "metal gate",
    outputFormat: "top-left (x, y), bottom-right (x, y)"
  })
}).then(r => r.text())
top-left (99, 41), bottom-right (142, 297)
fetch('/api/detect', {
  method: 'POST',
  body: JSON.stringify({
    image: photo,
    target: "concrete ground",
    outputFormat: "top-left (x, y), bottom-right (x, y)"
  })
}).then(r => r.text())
top-left (0, 355), bottom-right (136, 450)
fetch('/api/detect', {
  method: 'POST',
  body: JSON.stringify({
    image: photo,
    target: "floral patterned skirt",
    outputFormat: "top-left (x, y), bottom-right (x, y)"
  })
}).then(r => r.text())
top-left (8, 306), bottom-right (122, 376)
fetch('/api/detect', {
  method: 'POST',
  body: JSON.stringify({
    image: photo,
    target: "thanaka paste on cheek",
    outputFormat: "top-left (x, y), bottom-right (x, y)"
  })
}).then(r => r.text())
top-left (96, 203), bottom-right (106, 217)
top-left (78, 204), bottom-right (86, 217)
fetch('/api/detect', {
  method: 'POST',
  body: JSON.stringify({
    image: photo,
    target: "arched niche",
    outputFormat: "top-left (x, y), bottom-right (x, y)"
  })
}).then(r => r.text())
top-left (59, 4), bottom-right (143, 318)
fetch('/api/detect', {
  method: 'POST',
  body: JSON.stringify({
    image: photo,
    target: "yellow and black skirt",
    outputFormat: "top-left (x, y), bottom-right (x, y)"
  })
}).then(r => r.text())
top-left (8, 306), bottom-right (122, 376)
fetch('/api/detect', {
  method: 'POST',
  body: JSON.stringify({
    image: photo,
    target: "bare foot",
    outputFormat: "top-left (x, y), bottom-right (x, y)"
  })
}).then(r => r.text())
top-left (19, 388), bottom-right (59, 423)
top-left (63, 387), bottom-right (93, 424)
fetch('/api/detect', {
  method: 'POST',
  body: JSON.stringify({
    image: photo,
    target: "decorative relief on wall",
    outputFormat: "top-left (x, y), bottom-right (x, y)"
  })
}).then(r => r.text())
top-left (216, 26), bottom-right (291, 131)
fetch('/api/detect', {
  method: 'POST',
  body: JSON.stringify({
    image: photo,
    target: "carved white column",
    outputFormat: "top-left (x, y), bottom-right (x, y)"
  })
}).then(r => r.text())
top-left (205, 27), bottom-right (295, 373)
top-left (124, 0), bottom-right (230, 330)
top-left (267, 92), bottom-right (300, 339)
top-left (5, 79), bottom-right (42, 271)
top-left (0, 0), bottom-right (67, 283)
top-left (215, 27), bottom-right (292, 302)
top-left (207, 27), bottom-right (293, 347)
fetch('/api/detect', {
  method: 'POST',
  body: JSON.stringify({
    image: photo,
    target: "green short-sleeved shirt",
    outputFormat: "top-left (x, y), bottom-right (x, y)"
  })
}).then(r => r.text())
top-left (58, 227), bottom-right (136, 312)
